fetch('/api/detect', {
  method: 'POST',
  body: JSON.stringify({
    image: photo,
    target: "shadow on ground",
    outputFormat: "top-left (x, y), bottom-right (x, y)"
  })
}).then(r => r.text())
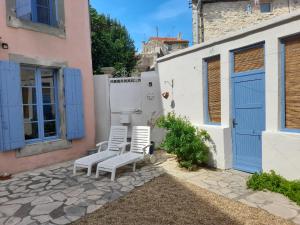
top-left (71, 174), bottom-right (292, 225)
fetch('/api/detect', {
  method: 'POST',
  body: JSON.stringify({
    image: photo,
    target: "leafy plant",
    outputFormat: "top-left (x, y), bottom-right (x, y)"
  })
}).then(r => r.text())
top-left (156, 113), bottom-right (211, 170)
top-left (113, 62), bottom-right (128, 77)
top-left (247, 170), bottom-right (300, 206)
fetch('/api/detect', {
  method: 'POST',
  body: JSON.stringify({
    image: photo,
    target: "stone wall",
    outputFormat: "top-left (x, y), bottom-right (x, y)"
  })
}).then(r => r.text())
top-left (193, 0), bottom-right (300, 43)
top-left (192, 3), bottom-right (200, 45)
top-left (142, 40), bottom-right (166, 55)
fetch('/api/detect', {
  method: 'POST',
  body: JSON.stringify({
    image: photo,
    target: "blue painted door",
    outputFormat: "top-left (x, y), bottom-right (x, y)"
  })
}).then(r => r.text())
top-left (232, 69), bottom-right (265, 173)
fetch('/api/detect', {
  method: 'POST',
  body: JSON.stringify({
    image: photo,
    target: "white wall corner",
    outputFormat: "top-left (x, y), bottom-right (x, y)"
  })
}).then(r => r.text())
top-left (265, 38), bottom-right (280, 131)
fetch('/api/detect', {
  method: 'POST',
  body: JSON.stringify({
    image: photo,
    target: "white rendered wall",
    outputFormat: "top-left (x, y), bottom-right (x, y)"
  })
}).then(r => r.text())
top-left (94, 72), bottom-right (163, 145)
top-left (110, 78), bottom-right (143, 137)
top-left (141, 71), bottom-right (164, 145)
top-left (157, 12), bottom-right (300, 179)
top-left (263, 131), bottom-right (300, 180)
top-left (94, 75), bottom-right (111, 143)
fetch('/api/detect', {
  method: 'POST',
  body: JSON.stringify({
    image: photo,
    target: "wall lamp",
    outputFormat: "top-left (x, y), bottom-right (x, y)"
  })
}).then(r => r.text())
top-left (0, 37), bottom-right (8, 49)
top-left (2, 43), bottom-right (8, 49)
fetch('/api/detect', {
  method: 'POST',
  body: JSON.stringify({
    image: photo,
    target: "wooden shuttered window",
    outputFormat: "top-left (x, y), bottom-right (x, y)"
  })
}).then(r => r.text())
top-left (206, 56), bottom-right (221, 123)
top-left (284, 37), bottom-right (300, 129)
top-left (234, 46), bottom-right (264, 73)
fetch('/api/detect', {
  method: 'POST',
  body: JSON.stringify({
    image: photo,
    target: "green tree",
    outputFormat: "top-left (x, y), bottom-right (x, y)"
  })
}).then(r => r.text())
top-left (90, 6), bottom-right (137, 76)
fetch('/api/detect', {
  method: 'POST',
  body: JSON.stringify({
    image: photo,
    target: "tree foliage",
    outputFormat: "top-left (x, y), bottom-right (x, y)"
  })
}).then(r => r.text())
top-left (90, 6), bottom-right (137, 76)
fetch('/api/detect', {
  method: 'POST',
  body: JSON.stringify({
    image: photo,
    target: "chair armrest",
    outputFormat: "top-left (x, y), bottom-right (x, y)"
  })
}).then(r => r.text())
top-left (141, 144), bottom-right (152, 156)
top-left (96, 141), bottom-right (109, 152)
top-left (118, 142), bottom-right (130, 154)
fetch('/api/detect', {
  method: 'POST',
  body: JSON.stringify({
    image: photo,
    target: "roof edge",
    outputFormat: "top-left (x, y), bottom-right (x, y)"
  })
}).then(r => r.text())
top-left (157, 10), bottom-right (300, 63)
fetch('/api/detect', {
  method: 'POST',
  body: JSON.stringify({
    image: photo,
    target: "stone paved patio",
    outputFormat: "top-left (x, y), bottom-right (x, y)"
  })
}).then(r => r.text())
top-left (0, 151), bottom-right (299, 225)
top-left (0, 160), bottom-right (164, 225)
top-left (157, 152), bottom-right (300, 225)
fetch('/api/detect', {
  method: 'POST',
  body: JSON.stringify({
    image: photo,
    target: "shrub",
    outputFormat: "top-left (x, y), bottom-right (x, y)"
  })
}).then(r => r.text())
top-left (247, 170), bottom-right (300, 206)
top-left (156, 113), bottom-right (211, 170)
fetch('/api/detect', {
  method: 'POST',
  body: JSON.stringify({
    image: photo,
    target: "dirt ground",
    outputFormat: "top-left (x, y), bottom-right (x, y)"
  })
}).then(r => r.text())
top-left (71, 174), bottom-right (294, 225)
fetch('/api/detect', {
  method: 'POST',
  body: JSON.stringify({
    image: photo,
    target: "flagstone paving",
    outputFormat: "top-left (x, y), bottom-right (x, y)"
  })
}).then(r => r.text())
top-left (157, 152), bottom-right (300, 225)
top-left (0, 151), bottom-right (299, 225)
top-left (0, 160), bottom-right (164, 225)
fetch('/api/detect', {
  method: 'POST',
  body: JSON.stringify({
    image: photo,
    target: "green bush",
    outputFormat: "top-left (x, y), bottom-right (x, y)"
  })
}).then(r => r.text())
top-left (156, 113), bottom-right (211, 170)
top-left (247, 170), bottom-right (300, 206)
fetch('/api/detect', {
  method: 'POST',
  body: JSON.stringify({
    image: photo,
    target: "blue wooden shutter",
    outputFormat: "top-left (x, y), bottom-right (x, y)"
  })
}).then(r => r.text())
top-left (64, 68), bottom-right (85, 140)
top-left (16, 0), bottom-right (33, 20)
top-left (0, 61), bottom-right (25, 152)
top-left (50, 0), bottom-right (58, 27)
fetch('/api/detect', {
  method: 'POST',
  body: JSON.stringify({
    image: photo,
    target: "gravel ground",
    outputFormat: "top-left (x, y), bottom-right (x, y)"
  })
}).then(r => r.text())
top-left (71, 174), bottom-right (294, 225)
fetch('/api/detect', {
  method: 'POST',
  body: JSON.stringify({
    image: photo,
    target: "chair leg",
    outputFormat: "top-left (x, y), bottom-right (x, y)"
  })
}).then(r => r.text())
top-left (133, 162), bottom-right (136, 172)
top-left (73, 165), bottom-right (77, 175)
top-left (95, 167), bottom-right (99, 178)
top-left (111, 169), bottom-right (116, 181)
top-left (87, 166), bottom-right (92, 176)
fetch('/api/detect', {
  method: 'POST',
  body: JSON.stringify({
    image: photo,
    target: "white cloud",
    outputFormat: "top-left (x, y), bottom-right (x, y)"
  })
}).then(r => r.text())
top-left (152, 0), bottom-right (189, 20)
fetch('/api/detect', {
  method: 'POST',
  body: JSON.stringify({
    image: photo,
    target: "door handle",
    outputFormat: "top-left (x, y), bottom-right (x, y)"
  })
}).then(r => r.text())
top-left (232, 119), bottom-right (238, 128)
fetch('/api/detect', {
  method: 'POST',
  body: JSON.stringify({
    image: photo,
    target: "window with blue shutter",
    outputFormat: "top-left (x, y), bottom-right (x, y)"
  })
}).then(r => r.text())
top-left (0, 61), bottom-right (25, 152)
top-left (16, 0), bottom-right (32, 21)
top-left (260, 3), bottom-right (271, 13)
top-left (21, 67), bottom-right (60, 142)
top-left (16, 0), bottom-right (58, 27)
top-left (64, 68), bottom-right (85, 140)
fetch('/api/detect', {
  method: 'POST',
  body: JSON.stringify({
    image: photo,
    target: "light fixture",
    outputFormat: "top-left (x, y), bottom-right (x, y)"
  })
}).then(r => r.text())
top-left (2, 43), bottom-right (8, 49)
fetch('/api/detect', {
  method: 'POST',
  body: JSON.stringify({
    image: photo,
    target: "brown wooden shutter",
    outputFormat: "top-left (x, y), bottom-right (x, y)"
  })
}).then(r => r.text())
top-left (284, 37), bottom-right (300, 129)
top-left (234, 46), bottom-right (264, 73)
top-left (207, 56), bottom-right (221, 123)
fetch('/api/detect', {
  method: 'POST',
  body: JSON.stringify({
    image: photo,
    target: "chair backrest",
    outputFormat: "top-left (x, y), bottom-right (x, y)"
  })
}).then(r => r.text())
top-left (107, 126), bottom-right (128, 151)
top-left (130, 126), bottom-right (151, 154)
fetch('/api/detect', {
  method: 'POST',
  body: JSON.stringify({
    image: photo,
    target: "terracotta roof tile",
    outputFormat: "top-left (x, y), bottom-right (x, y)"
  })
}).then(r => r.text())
top-left (149, 37), bottom-right (189, 43)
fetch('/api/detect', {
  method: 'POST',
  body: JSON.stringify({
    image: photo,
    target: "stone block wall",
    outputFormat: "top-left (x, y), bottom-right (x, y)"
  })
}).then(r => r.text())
top-left (193, 0), bottom-right (300, 43)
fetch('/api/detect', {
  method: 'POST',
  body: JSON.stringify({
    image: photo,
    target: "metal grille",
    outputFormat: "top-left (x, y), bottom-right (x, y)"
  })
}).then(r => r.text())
top-left (110, 77), bottom-right (141, 84)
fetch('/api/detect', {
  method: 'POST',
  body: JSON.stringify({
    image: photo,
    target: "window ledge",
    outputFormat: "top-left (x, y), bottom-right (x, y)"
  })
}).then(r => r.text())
top-left (5, 0), bottom-right (65, 38)
top-left (6, 16), bottom-right (66, 39)
top-left (263, 130), bottom-right (300, 136)
top-left (16, 139), bottom-right (72, 158)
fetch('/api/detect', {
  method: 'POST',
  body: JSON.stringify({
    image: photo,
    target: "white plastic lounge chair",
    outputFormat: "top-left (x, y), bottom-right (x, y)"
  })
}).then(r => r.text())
top-left (73, 126), bottom-right (128, 176)
top-left (96, 126), bottom-right (151, 181)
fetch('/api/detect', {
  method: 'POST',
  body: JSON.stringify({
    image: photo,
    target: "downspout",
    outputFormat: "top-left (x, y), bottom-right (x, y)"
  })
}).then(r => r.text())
top-left (87, 0), bottom-right (94, 72)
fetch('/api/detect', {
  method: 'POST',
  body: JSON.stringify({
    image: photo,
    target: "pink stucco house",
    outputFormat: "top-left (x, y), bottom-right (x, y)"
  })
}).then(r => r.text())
top-left (0, 0), bottom-right (95, 174)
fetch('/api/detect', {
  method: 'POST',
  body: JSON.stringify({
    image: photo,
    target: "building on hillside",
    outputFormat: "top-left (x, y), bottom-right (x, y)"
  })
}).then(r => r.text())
top-left (137, 34), bottom-right (189, 71)
top-left (191, 0), bottom-right (300, 44)
top-left (0, 0), bottom-right (95, 174)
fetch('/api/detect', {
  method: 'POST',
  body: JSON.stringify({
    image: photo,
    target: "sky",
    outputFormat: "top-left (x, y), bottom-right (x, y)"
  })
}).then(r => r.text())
top-left (90, 0), bottom-right (193, 52)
